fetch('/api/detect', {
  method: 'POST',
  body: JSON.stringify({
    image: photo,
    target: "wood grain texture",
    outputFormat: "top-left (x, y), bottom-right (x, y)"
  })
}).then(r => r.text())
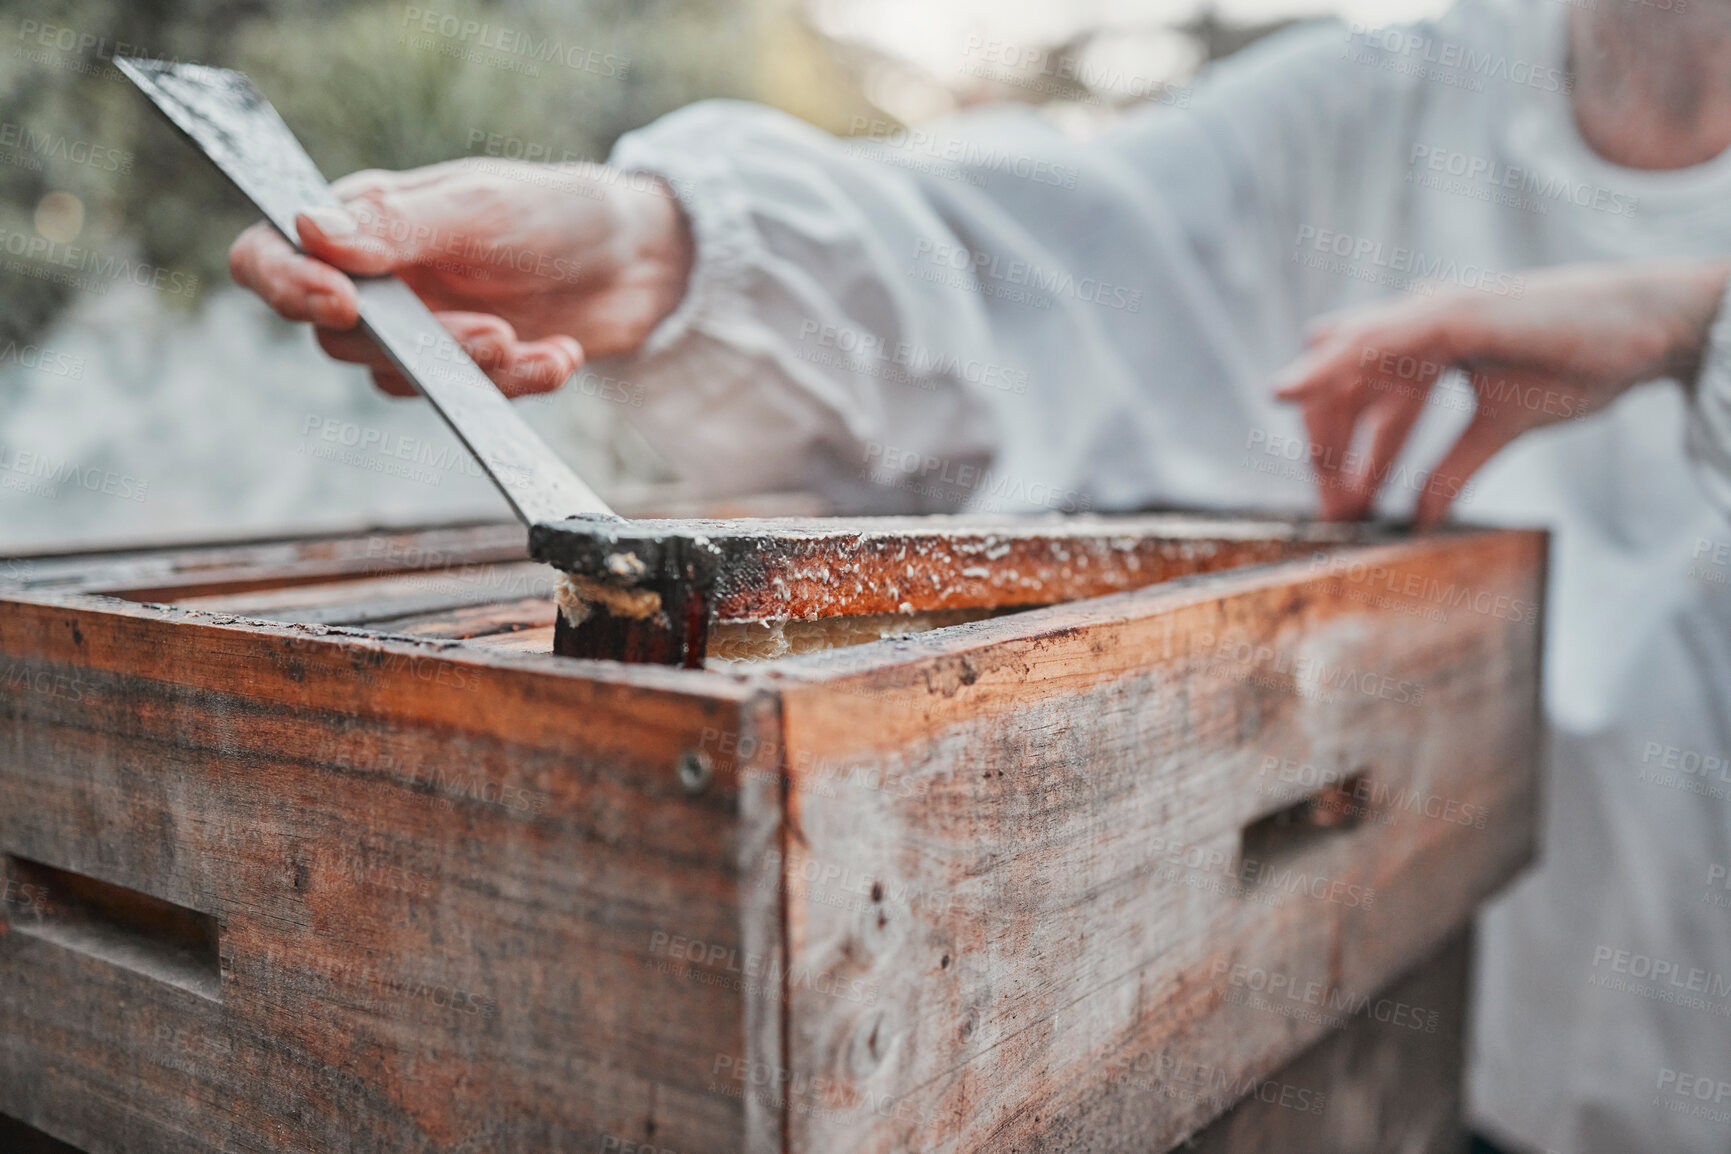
top-left (0, 593), bottom-right (782, 1153)
top-left (540, 513), bottom-right (1391, 666)
top-left (0, 520), bottom-right (1546, 1154)
top-left (1174, 930), bottom-right (1471, 1154)
top-left (370, 597), bottom-right (555, 641)
top-left (533, 513), bottom-right (1376, 624)
top-left (170, 563), bottom-right (553, 627)
top-left (763, 529), bottom-right (1543, 1154)
top-left (2, 522), bottom-right (527, 601)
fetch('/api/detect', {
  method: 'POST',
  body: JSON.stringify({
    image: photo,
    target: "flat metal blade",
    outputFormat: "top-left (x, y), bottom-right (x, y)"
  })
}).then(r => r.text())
top-left (115, 57), bottom-right (619, 526)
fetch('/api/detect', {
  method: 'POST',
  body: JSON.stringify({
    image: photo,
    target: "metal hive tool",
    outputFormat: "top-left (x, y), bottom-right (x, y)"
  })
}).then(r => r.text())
top-left (117, 57), bottom-right (618, 529)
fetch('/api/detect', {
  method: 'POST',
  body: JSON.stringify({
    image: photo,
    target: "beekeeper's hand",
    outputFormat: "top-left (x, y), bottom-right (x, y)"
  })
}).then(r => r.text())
top-left (1273, 260), bottom-right (1731, 526)
top-left (226, 159), bottom-right (693, 397)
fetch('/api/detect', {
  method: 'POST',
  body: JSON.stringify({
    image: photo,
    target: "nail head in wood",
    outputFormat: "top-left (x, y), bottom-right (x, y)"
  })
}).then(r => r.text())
top-left (677, 749), bottom-right (714, 796)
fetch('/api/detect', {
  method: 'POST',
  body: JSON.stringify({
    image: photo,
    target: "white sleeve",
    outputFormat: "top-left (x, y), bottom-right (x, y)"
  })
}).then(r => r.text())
top-left (1687, 288), bottom-right (1731, 515)
top-left (604, 100), bottom-right (1003, 513)
top-left (601, 19), bottom-right (1402, 514)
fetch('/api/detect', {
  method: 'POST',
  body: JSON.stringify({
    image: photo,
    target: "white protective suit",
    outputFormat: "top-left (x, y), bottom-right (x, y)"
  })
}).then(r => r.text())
top-left (601, 0), bottom-right (1731, 1149)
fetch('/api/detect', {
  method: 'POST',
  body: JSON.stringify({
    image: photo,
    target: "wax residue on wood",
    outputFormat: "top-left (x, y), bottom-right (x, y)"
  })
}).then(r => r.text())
top-left (554, 571), bottom-right (663, 627)
top-left (706, 609), bottom-right (1003, 664)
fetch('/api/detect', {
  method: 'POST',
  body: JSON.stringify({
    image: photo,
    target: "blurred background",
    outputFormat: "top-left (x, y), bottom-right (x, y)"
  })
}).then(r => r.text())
top-left (0, 0), bottom-right (1448, 550)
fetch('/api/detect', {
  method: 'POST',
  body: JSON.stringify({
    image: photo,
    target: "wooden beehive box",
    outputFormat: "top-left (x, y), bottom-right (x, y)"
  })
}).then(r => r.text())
top-left (0, 515), bottom-right (1544, 1153)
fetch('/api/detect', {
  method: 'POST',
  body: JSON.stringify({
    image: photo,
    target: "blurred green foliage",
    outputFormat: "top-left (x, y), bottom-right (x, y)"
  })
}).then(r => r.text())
top-left (0, 0), bottom-right (870, 343)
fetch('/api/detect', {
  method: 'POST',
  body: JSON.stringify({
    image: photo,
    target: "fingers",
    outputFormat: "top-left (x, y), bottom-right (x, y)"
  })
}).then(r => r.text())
top-left (328, 168), bottom-right (407, 200)
top-left (1276, 332), bottom-right (1388, 518)
top-left (1274, 307), bottom-right (1459, 405)
top-left (238, 162), bottom-right (590, 399)
top-left (313, 327), bottom-right (415, 396)
top-left (433, 313), bottom-right (585, 397)
top-left (1275, 292), bottom-right (1486, 521)
top-left (230, 165), bottom-right (470, 324)
top-left (498, 334), bottom-right (585, 396)
top-left (295, 204), bottom-right (401, 278)
top-left (1294, 379), bottom-right (1368, 520)
top-left (1341, 392), bottom-right (1430, 521)
top-left (1407, 364), bottom-right (1579, 526)
top-left (300, 161), bottom-right (520, 279)
top-left (1414, 408), bottom-right (1519, 528)
top-left (298, 169), bottom-right (437, 277)
top-left (294, 172), bottom-right (448, 277)
top-left (1270, 337), bottom-right (1355, 404)
top-left (330, 163), bottom-right (473, 200)
top-left (1274, 328), bottom-right (1443, 521)
top-left (228, 222), bottom-right (358, 329)
top-left (315, 312), bottom-right (583, 399)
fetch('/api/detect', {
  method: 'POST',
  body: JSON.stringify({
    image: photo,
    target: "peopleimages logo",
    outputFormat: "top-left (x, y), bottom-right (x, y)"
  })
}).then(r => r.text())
top-left (12, 20), bottom-right (198, 76)
top-left (1109, 1052), bottom-right (1327, 1117)
top-left (344, 208), bottom-right (585, 285)
top-left (1191, 628), bottom-right (1425, 706)
top-left (1139, 832), bottom-right (1376, 909)
top-left (0, 339), bottom-right (84, 381)
top-left (0, 227), bottom-right (200, 299)
top-left (799, 319), bottom-right (1030, 395)
top-left (845, 116), bottom-right (1080, 190)
top-left (1640, 740), bottom-right (1731, 782)
top-left (709, 1053), bottom-right (927, 1125)
top-left (299, 414), bottom-right (486, 486)
top-left (1690, 537), bottom-right (1731, 586)
top-left (599, 1137), bottom-right (689, 1154)
top-left (1408, 144), bottom-right (1639, 218)
top-left (860, 441), bottom-right (1091, 514)
top-left (1256, 756), bottom-right (1490, 830)
top-left (0, 120), bottom-right (131, 173)
top-left (397, 6), bottom-right (629, 78)
top-left (1344, 23), bottom-right (1572, 95)
top-left (957, 34), bottom-right (1192, 108)
top-left (910, 238), bottom-right (1144, 313)
top-left (1591, 946), bottom-right (1731, 1001)
top-left (1212, 959), bottom-right (1441, 1032)
top-left (463, 128), bottom-right (586, 165)
top-left (1292, 224), bottom-right (1526, 298)
top-left (1, 662), bottom-right (89, 703)
top-left (1657, 1068), bottom-right (1731, 1107)
top-left (1354, 345), bottom-right (1587, 423)
top-left (0, 443), bottom-right (148, 502)
top-left (647, 931), bottom-right (879, 1006)
top-left (1308, 552), bottom-right (1540, 624)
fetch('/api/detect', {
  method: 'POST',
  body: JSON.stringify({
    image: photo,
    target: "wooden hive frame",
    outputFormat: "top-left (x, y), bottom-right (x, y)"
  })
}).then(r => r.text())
top-left (0, 516), bottom-right (1546, 1153)
top-left (530, 512), bottom-right (1378, 666)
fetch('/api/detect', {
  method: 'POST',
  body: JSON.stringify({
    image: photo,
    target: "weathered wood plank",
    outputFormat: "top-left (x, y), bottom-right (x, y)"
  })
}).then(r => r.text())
top-left (370, 596), bottom-right (557, 640)
top-left (534, 513), bottom-right (1374, 624)
top-left (172, 563), bottom-right (553, 627)
top-left (1171, 930), bottom-right (1471, 1154)
top-left (462, 624), bottom-right (557, 653)
top-left (540, 513), bottom-right (1387, 666)
top-left (0, 595), bottom-right (781, 1153)
top-left (762, 529), bottom-right (1543, 1153)
top-left (1, 523), bottom-right (527, 601)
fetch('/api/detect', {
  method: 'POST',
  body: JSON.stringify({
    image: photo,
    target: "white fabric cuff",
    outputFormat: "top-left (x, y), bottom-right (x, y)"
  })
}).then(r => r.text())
top-left (1686, 282), bottom-right (1731, 516)
top-left (608, 136), bottom-right (757, 359)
